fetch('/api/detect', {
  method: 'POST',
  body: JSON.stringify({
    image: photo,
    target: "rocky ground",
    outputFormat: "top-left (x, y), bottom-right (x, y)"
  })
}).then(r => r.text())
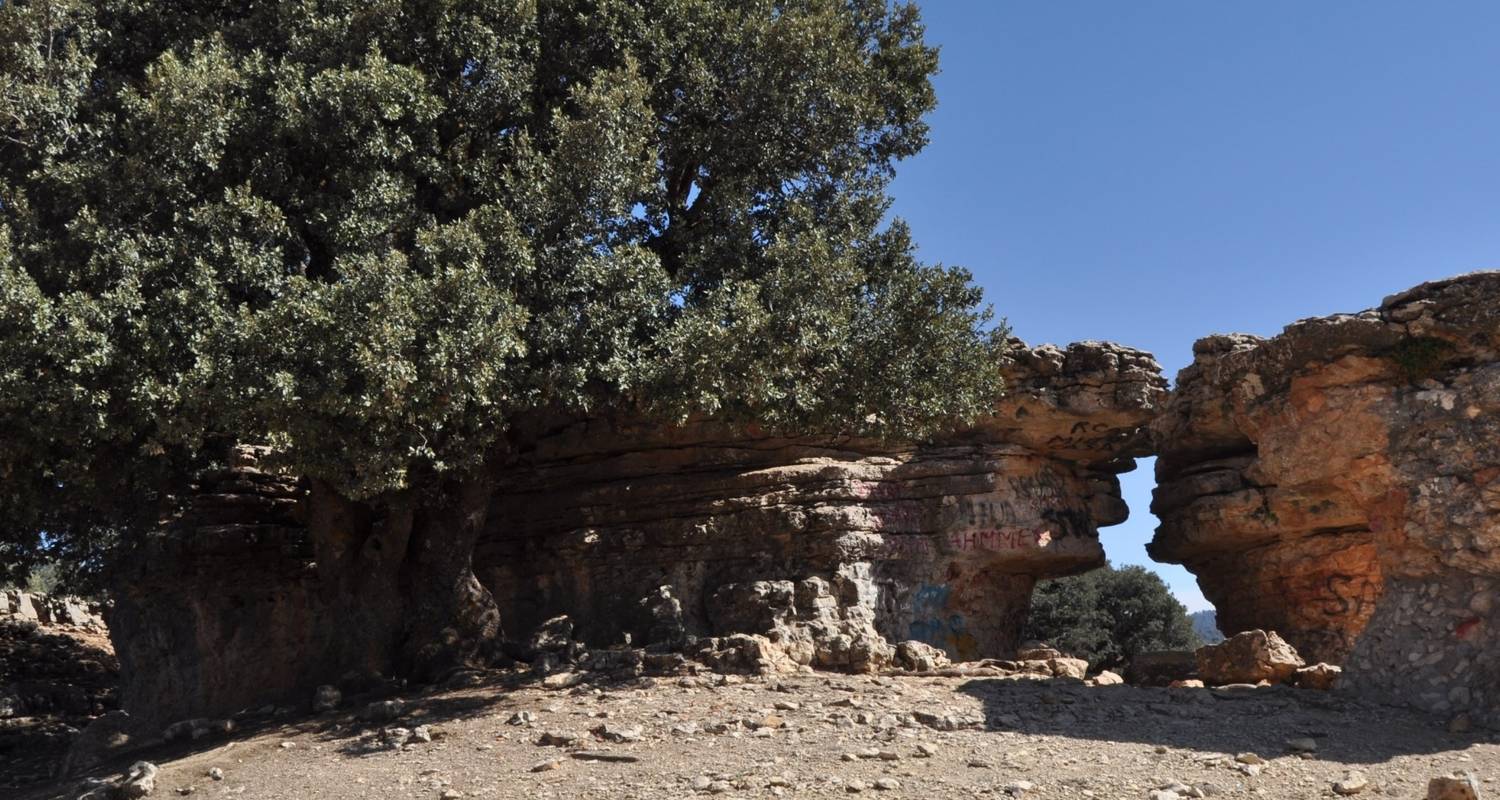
top-left (30, 668), bottom-right (1496, 800)
top-left (1, 618), bottom-right (118, 793)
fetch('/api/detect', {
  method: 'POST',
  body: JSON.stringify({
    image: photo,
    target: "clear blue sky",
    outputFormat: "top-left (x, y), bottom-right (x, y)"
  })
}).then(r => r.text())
top-left (885, 2), bottom-right (1500, 611)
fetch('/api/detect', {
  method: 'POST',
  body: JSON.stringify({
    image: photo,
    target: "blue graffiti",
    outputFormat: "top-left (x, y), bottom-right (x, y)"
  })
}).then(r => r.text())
top-left (907, 583), bottom-right (967, 650)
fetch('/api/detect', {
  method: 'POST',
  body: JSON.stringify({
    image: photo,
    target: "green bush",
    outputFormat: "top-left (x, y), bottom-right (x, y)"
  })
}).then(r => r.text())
top-left (1023, 564), bottom-right (1202, 670)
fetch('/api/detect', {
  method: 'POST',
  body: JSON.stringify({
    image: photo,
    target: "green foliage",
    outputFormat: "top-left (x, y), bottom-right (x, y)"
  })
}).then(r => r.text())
top-left (0, 1), bottom-right (1005, 591)
top-left (1023, 564), bottom-right (1202, 670)
top-left (1388, 335), bottom-right (1456, 383)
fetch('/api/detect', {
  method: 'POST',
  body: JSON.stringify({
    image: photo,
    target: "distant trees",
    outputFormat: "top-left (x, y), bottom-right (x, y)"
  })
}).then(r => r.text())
top-left (1190, 609), bottom-right (1224, 644)
top-left (1023, 564), bottom-right (1202, 670)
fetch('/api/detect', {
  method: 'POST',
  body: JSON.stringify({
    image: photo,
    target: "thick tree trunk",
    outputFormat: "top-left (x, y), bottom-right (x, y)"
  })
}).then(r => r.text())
top-left (307, 476), bottom-right (501, 684)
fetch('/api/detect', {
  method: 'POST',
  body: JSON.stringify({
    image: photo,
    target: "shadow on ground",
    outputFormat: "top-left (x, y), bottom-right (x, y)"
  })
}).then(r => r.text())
top-left (1, 619), bottom-right (118, 796)
top-left (957, 677), bottom-right (1486, 765)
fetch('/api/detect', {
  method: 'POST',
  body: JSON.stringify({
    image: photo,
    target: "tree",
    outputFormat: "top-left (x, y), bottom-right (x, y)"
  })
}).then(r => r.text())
top-left (1023, 564), bottom-right (1201, 670)
top-left (0, 0), bottom-right (1004, 682)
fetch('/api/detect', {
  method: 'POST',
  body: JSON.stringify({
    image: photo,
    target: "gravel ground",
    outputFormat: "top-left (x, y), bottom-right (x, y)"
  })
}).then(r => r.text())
top-left (31, 670), bottom-right (1498, 800)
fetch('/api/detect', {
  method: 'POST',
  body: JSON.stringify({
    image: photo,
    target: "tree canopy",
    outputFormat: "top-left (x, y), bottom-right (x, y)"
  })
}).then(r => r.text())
top-left (1023, 564), bottom-right (1202, 670)
top-left (0, 0), bottom-right (1004, 590)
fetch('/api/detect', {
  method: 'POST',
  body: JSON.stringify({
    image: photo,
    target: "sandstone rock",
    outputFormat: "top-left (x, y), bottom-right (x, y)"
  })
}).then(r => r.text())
top-left (1334, 771), bottom-right (1369, 796)
top-left (591, 723), bottom-right (643, 743)
top-left (1427, 772), bottom-right (1481, 800)
top-left (1196, 631), bottom-right (1304, 685)
top-left (108, 340), bottom-right (1165, 726)
top-left (1093, 670), bottom-right (1124, 685)
top-left (1294, 663), bottom-right (1341, 691)
top-left (1152, 272), bottom-right (1500, 723)
top-left (893, 640), bottom-right (950, 672)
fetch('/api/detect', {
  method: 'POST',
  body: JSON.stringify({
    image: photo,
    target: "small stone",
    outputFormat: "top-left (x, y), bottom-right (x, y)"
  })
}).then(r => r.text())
top-left (708, 780), bottom-right (732, 794)
top-left (1234, 752), bottom-right (1265, 765)
top-left (1149, 791), bottom-right (1180, 800)
top-left (207, 768), bottom-right (224, 781)
top-left (411, 725), bottom-right (434, 743)
top-left (279, 741), bottom-right (296, 749)
top-left (1427, 773), bottom-right (1481, 800)
top-left (874, 778), bottom-right (900, 791)
top-left (1333, 771), bottom-right (1369, 795)
top-left (119, 762), bottom-right (160, 800)
top-left (542, 671), bottom-right (583, 689)
top-left (846, 779), bottom-right (868, 793)
top-left (1005, 781), bottom-right (1036, 796)
top-left (361, 699), bottom-right (405, 722)
top-left (691, 776), bottom-right (712, 791)
top-left (176, 788), bottom-right (195, 796)
top-left (876, 749), bottom-right (899, 761)
top-left (916, 742), bottom-right (938, 758)
top-left (440, 790), bottom-right (463, 800)
top-left (507, 711), bottom-right (535, 726)
top-left (591, 723), bottom-right (643, 743)
top-left (537, 731), bottom-right (577, 747)
top-left (312, 684), bottom-right (341, 712)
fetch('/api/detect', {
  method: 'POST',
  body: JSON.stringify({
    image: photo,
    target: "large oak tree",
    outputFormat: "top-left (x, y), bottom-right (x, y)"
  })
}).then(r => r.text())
top-left (1, 0), bottom-right (1003, 680)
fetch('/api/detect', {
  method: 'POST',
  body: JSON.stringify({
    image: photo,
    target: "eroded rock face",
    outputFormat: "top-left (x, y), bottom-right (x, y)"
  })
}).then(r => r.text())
top-left (108, 340), bottom-right (1163, 726)
top-left (1151, 271), bottom-right (1500, 722)
top-left (479, 340), bottom-right (1165, 666)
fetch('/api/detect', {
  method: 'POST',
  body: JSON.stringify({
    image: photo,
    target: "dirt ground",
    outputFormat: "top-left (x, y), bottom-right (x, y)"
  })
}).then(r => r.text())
top-left (30, 669), bottom-right (1497, 800)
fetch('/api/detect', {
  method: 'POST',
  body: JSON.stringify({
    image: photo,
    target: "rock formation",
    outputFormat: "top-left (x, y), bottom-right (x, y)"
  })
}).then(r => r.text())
top-left (1151, 271), bottom-right (1500, 723)
top-left (106, 340), bottom-right (1164, 728)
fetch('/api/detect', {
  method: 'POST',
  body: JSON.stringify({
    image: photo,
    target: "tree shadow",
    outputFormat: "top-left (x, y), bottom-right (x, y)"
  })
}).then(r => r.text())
top-left (0, 619), bottom-right (118, 798)
top-left (956, 677), bottom-right (1483, 766)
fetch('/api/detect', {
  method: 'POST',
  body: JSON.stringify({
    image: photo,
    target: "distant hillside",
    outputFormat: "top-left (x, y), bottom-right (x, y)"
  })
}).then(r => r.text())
top-left (1190, 609), bottom-right (1224, 644)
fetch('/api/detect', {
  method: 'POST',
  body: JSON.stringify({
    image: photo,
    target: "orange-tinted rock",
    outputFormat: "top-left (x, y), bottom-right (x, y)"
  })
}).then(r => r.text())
top-left (1295, 663), bottom-right (1342, 691)
top-left (1153, 271), bottom-right (1500, 724)
top-left (1196, 630), bottom-right (1304, 685)
top-left (109, 340), bottom-right (1166, 725)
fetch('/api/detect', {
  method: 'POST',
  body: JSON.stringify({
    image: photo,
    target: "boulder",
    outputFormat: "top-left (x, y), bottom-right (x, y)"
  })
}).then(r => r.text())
top-left (1196, 630), bottom-right (1304, 685)
top-left (1294, 663), bottom-right (1342, 691)
top-left (1427, 773), bottom-right (1482, 800)
top-left (1152, 272), bottom-right (1500, 723)
top-left (894, 640), bottom-right (951, 672)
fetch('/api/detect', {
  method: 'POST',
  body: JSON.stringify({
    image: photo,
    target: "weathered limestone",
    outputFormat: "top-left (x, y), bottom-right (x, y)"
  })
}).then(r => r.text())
top-left (1151, 271), bottom-right (1500, 723)
top-left (107, 339), bottom-right (1164, 727)
top-left (478, 340), bottom-right (1164, 666)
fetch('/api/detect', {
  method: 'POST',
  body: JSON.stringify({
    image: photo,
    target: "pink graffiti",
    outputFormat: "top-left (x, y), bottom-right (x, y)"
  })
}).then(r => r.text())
top-left (945, 527), bottom-right (1054, 553)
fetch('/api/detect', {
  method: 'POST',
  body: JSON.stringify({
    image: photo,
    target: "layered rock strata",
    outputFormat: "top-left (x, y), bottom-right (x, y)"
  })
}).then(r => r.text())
top-left (1151, 271), bottom-right (1500, 723)
top-left (478, 341), bottom-right (1164, 666)
top-left (108, 340), bottom-right (1164, 727)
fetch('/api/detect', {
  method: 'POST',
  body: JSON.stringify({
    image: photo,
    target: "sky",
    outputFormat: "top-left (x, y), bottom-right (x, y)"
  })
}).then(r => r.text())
top-left (885, 1), bottom-right (1500, 612)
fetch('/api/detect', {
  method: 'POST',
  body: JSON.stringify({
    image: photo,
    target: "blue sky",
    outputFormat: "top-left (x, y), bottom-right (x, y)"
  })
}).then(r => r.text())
top-left (885, 2), bottom-right (1500, 611)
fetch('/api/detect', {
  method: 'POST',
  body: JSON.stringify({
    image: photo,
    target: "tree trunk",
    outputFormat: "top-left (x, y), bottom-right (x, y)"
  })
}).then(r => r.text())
top-left (306, 476), bottom-right (502, 684)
